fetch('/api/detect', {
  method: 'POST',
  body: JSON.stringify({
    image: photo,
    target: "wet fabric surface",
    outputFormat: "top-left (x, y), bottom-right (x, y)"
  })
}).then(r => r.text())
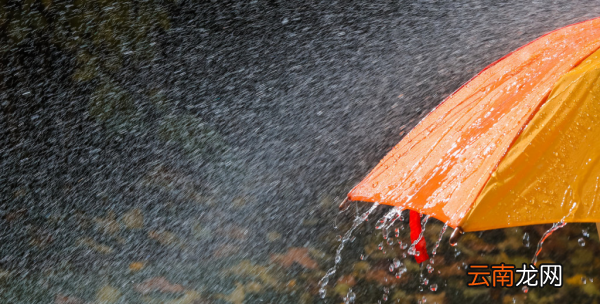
top-left (349, 17), bottom-right (600, 229)
top-left (471, 48), bottom-right (600, 231)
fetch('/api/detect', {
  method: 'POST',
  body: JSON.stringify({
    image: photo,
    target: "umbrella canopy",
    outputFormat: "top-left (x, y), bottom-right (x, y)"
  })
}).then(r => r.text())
top-left (347, 16), bottom-right (600, 233)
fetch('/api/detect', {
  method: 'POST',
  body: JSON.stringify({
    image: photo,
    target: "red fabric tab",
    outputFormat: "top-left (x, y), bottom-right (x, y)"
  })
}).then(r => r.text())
top-left (409, 210), bottom-right (429, 263)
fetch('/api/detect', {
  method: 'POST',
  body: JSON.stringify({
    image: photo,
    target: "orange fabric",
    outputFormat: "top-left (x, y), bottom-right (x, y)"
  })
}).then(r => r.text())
top-left (348, 16), bottom-right (600, 229)
top-left (463, 47), bottom-right (600, 231)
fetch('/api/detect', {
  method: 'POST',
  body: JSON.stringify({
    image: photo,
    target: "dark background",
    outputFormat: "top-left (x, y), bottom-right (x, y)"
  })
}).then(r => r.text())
top-left (1, 1), bottom-right (600, 303)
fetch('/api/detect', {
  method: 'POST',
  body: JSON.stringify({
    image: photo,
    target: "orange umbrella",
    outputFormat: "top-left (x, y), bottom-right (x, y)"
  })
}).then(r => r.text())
top-left (343, 16), bottom-right (600, 260)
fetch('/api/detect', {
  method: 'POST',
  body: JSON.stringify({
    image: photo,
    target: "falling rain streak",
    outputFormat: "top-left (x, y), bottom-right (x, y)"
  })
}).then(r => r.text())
top-left (408, 215), bottom-right (430, 256)
top-left (532, 222), bottom-right (567, 266)
top-left (321, 204), bottom-right (456, 303)
top-left (532, 201), bottom-right (579, 265)
top-left (318, 203), bottom-right (380, 298)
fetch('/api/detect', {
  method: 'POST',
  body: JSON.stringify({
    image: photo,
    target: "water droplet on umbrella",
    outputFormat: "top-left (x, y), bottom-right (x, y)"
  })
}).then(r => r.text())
top-left (378, 242), bottom-right (384, 250)
top-left (389, 264), bottom-right (395, 272)
top-left (579, 237), bottom-right (586, 246)
top-left (393, 258), bottom-right (402, 268)
top-left (430, 284), bottom-right (438, 291)
top-left (582, 277), bottom-right (587, 284)
top-left (522, 286), bottom-right (529, 293)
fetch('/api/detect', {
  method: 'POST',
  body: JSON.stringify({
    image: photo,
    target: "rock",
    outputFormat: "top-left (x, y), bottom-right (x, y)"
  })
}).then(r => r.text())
top-left (337, 275), bottom-right (356, 287)
top-left (134, 277), bottom-right (185, 295)
top-left (219, 283), bottom-right (245, 304)
top-left (77, 237), bottom-right (113, 254)
top-left (216, 225), bottom-right (249, 241)
top-left (212, 244), bottom-right (241, 258)
top-left (421, 292), bottom-right (446, 304)
top-left (333, 283), bottom-right (350, 297)
top-left (121, 208), bottom-right (144, 229)
top-left (502, 294), bottom-right (526, 304)
top-left (192, 222), bottom-right (212, 239)
top-left (167, 291), bottom-right (207, 304)
top-left (129, 261), bottom-right (146, 271)
top-left (270, 247), bottom-right (318, 269)
top-left (566, 274), bottom-right (586, 286)
top-left (363, 269), bottom-right (398, 286)
top-left (222, 260), bottom-right (280, 287)
top-left (54, 294), bottom-right (86, 304)
top-left (266, 231), bottom-right (281, 242)
top-left (245, 282), bottom-right (262, 293)
top-left (94, 211), bottom-right (120, 235)
top-left (96, 286), bottom-right (122, 304)
top-left (148, 230), bottom-right (179, 246)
